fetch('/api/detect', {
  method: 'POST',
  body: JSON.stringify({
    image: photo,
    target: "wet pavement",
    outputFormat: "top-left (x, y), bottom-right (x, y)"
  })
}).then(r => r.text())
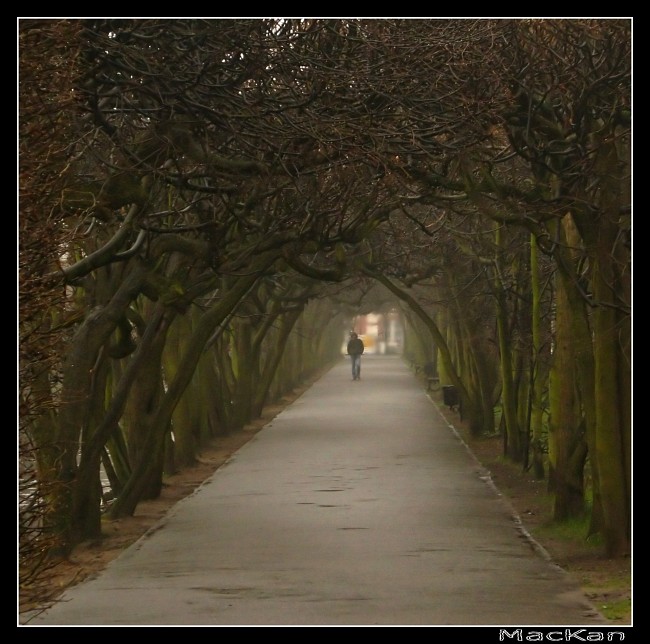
top-left (21, 355), bottom-right (607, 627)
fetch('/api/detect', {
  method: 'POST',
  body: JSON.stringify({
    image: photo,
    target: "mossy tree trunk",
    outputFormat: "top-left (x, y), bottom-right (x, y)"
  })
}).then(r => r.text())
top-left (252, 307), bottom-right (304, 417)
top-left (108, 252), bottom-right (279, 519)
top-left (122, 302), bottom-right (170, 501)
top-left (46, 264), bottom-right (148, 550)
top-left (493, 226), bottom-right (522, 461)
top-left (164, 311), bottom-right (202, 469)
top-left (547, 240), bottom-right (588, 520)
top-left (529, 235), bottom-right (546, 479)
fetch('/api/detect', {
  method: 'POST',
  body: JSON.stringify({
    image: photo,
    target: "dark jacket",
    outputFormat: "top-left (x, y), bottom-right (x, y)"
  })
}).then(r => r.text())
top-left (347, 337), bottom-right (365, 355)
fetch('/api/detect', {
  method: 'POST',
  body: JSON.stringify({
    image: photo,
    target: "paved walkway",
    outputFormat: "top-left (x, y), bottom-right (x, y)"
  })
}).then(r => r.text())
top-left (21, 355), bottom-right (606, 627)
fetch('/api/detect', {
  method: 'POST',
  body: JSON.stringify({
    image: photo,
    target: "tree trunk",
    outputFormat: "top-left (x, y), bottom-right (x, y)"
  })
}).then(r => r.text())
top-left (493, 226), bottom-right (522, 460)
top-left (553, 220), bottom-right (602, 534)
top-left (231, 316), bottom-right (255, 430)
top-left (71, 352), bottom-right (111, 542)
top-left (46, 265), bottom-right (148, 549)
top-left (109, 252), bottom-right (279, 518)
top-left (548, 259), bottom-right (586, 520)
top-left (529, 235), bottom-right (545, 479)
top-left (253, 307), bottom-right (303, 417)
top-left (165, 313), bottom-right (201, 468)
top-left (568, 129), bottom-right (631, 556)
top-left (591, 226), bottom-right (630, 556)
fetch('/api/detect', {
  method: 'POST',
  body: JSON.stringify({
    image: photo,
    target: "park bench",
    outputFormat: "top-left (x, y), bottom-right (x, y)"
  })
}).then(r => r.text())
top-left (404, 356), bottom-right (439, 391)
top-left (422, 362), bottom-right (439, 391)
top-left (405, 353), bottom-right (418, 371)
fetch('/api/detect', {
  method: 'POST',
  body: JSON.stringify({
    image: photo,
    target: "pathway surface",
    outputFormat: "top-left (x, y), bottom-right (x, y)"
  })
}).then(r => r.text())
top-left (22, 355), bottom-right (606, 627)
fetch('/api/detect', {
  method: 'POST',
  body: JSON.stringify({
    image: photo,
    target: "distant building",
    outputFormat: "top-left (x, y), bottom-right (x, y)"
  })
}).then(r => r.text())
top-left (342, 310), bottom-right (403, 355)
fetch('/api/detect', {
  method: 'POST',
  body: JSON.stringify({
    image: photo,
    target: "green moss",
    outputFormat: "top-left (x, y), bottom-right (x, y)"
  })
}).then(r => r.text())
top-left (534, 514), bottom-right (596, 543)
top-left (596, 598), bottom-right (631, 622)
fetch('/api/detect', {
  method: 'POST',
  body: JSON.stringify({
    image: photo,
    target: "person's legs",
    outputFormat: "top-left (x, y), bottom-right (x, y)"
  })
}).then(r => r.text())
top-left (352, 355), bottom-right (361, 380)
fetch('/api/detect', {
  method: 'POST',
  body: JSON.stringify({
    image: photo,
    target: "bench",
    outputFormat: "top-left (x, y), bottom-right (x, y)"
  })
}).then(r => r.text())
top-left (405, 356), bottom-right (439, 391)
top-left (422, 362), bottom-right (439, 391)
top-left (405, 354), bottom-right (419, 371)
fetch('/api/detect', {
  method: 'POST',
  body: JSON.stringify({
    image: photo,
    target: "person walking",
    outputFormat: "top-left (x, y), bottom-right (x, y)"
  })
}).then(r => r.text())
top-left (346, 331), bottom-right (365, 381)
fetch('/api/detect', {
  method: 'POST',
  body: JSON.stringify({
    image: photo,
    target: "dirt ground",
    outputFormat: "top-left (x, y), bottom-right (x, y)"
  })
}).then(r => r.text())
top-left (20, 377), bottom-right (632, 625)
